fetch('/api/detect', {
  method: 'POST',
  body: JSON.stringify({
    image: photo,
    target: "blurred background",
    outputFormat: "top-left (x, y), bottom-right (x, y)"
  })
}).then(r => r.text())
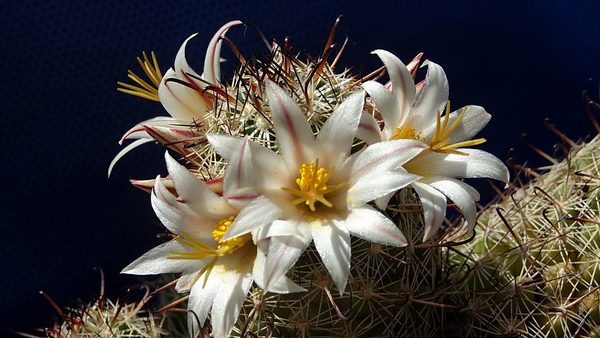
top-left (2, 0), bottom-right (599, 335)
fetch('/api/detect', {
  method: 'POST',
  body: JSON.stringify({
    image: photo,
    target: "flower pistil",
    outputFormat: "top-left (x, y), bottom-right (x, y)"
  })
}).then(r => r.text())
top-left (282, 160), bottom-right (347, 212)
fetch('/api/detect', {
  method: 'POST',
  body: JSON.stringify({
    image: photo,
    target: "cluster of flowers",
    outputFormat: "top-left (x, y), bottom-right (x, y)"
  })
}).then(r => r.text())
top-left (112, 20), bottom-right (509, 338)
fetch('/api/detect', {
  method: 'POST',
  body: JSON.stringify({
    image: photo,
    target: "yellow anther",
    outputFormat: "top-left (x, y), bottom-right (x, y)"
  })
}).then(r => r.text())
top-left (391, 126), bottom-right (421, 141)
top-left (212, 216), bottom-right (251, 255)
top-left (282, 160), bottom-right (347, 212)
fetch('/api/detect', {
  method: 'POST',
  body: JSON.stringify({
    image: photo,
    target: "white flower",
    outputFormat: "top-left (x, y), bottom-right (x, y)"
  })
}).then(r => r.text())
top-left (109, 21), bottom-right (241, 176)
top-left (207, 80), bottom-right (427, 293)
top-left (360, 49), bottom-right (509, 240)
top-left (122, 152), bottom-right (302, 338)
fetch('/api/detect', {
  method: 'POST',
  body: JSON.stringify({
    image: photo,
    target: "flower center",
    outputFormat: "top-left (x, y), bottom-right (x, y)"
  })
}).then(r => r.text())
top-left (391, 126), bottom-right (422, 141)
top-left (282, 160), bottom-right (347, 212)
top-left (428, 102), bottom-right (486, 155)
top-left (212, 216), bottom-right (252, 255)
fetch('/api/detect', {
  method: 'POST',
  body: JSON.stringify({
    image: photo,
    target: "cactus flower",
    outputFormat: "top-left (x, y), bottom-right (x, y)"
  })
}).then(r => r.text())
top-left (109, 20), bottom-right (242, 176)
top-left (122, 152), bottom-right (302, 338)
top-left (360, 49), bottom-right (509, 240)
top-left (207, 80), bottom-right (427, 294)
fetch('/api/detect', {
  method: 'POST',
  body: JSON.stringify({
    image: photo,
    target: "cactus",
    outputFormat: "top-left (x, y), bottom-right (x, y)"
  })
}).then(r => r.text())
top-left (25, 18), bottom-right (600, 338)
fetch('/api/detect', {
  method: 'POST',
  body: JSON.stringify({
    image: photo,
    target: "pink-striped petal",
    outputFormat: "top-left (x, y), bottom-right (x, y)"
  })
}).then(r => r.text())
top-left (344, 206), bottom-right (407, 246)
top-left (372, 50), bottom-right (416, 124)
top-left (412, 181), bottom-right (447, 241)
top-left (315, 90), bottom-right (365, 167)
top-left (266, 80), bottom-right (314, 168)
top-left (312, 219), bottom-right (351, 294)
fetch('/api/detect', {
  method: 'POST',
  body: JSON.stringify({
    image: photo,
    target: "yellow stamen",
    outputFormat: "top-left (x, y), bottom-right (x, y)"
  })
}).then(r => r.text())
top-left (212, 216), bottom-right (251, 255)
top-left (429, 102), bottom-right (486, 155)
top-left (117, 51), bottom-right (162, 101)
top-left (391, 126), bottom-right (422, 141)
top-left (282, 160), bottom-right (347, 212)
top-left (168, 231), bottom-right (217, 260)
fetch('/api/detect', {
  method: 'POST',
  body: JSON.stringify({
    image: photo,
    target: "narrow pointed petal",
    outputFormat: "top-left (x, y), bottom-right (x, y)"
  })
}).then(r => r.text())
top-left (406, 149), bottom-right (509, 183)
top-left (158, 68), bottom-right (211, 121)
top-left (121, 240), bottom-right (209, 275)
top-left (220, 137), bottom-right (260, 209)
top-left (164, 152), bottom-right (237, 218)
top-left (207, 133), bottom-right (246, 162)
top-left (344, 206), bottom-right (407, 246)
top-left (118, 116), bottom-right (175, 144)
top-left (187, 273), bottom-right (221, 336)
top-left (349, 168), bottom-right (420, 207)
top-left (202, 20), bottom-right (242, 85)
top-left (222, 196), bottom-right (282, 240)
top-left (315, 90), bottom-right (365, 166)
top-left (174, 34), bottom-right (201, 78)
top-left (446, 105), bottom-right (491, 143)
top-left (411, 60), bottom-right (449, 130)
top-left (254, 248), bottom-right (305, 293)
top-left (363, 80), bottom-right (400, 139)
top-left (210, 271), bottom-right (253, 338)
top-left (108, 138), bottom-right (154, 177)
top-left (412, 181), bottom-right (447, 241)
top-left (372, 50), bottom-right (416, 122)
top-left (151, 177), bottom-right (216, 241)
top-left (263, 229), bottom-right (311, 292)
top-left (347, 139), bottom-right (427, 184)
top-left (356, 111), bottom-right (383, 145)
top-left (406, 52), bottom-right (424, 76)
top-left (422, 176), bottom-right (479, 231)
top-left (266, 80), bottom-right (314, 167)
top-left (312, 220), bottom-right (350, 294)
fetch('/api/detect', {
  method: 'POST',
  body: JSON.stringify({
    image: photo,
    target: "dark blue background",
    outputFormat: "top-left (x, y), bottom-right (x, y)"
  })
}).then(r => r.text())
top-left (2, 0), bottom-right (599, 335)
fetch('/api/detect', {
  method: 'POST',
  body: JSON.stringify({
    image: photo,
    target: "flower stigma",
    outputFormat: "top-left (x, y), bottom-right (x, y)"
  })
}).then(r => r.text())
top-left (282, 160), bottom-right (347, 212)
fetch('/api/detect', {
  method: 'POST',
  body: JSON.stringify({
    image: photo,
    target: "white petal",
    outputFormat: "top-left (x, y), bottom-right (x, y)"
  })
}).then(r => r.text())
top-left (362, 81), bottom-right (399, 140)
top-left (406, 149), bottom-right (509, 183)
top-left (344, 206), bottom-right (407, 246)
top-left (201, 20), bottom-right (242, 86)
top-left (151, 177), bottom-right (216, 241)
top-left (315, 90), bottom-right (365, 167)
top-left (422, 176), bottom-right (479, 232)
top-left (222, 195), bottom-right (282, 240)
top-left (165, 152), bottom-right (237, 219)
top-left (347, 139), bottom-right (427, 185)
top-left (221, 138), bottom-right (259, 209)
top-left (207, 133), bottom-right (246, 162)
top-left (254, 249), bottom-right (305, 293)
top-left (118, 116), bottom-right (176, 144)
top-left (210, 270), bottom-right (253, 338)
top-left (263, 229), bottom-right (311, 292)
top-left (267, 80), bottom-right (314, 168)
top-left (312, 220), bottom-right (350, 294)
top-left (174, 34), bottom-right (201, 78)
top-left (158, 68), bottom-right (211, 121)
top-left (412, 181), bottom-right (447, 241)
top-left (349, 169), bottom-right (419, 207)
top-left (121, 240), bottom-right (208, 275)
top-left (410, 60), bottom-right (449, 132)
top-left (187, 271), bottom-right (223, 336)
top-left (372, 50), bottom-right (416, 124)
top-left (447, 105), bottom-right (491, 143)
top-left (356, 111), bottom-right (383, 145)
top-left (108, 138), bottom-right (154, 177)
